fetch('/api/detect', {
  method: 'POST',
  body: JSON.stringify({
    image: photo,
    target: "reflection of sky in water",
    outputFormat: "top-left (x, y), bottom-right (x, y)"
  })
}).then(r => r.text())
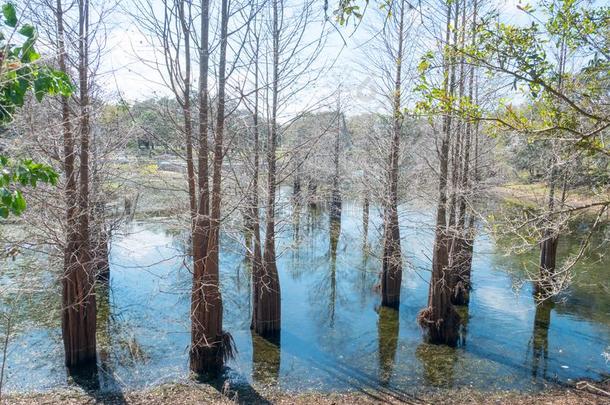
top-left (2, 197), bottom-right (609, 394)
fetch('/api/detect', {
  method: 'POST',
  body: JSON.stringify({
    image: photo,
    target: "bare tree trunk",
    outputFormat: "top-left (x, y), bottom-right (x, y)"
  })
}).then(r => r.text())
top-left (450, 0), bottom-right (478, 306)
top-left (0, 312), bottom-right (12, 401)
top-left (536, 163), bottom-right (559, 299)
top-left (249, 29), bottom-right (266, 334)
top-left (61, 0), bottom-right (97, 368)
top-left (447, 0), bottom-right (466, 233)
top-left (330, 99), bottom-right (343, 222)
top-left (190, 0), bottom-right (212, 374)
top-left (93, 202), bottom-right (110, 282)
top-left (178, 0), bottom-right (197, 220)
top-left (536, 39), bottom-right (567, 300)
top-left (329, 109), bottom-right (343, 325)
top-left (191, 0), bottom-right (233, 374)
top-left (459, 60), bottom-right (482, 305)
top-left (363, 195), bottom-right (369, 246)
top-left (380, 0), bottom-right (405, 309)
top-left (256, 0), bottom-right (282, 338)
top-left (418, 0), bottom-right (459, 346)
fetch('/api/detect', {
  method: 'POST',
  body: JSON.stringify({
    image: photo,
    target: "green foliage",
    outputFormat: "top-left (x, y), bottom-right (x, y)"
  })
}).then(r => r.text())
top-left (0, 158), bottom-right (58, 217)
top-left (475, 17), bottom-right (553, 98)
top-left (416, 0), bottom-right (609, 157)
top-left (414, 58), bottom-right (481, 121)
top-left (0, 2), bottom-right (74, 219)
top-left (334, 0), bottom-right (392, 25)
top-left (2, 3), bottom-right (16, 27)
top-left (130, 97), bottom-right (182, 150)
top-left (0, 3), bottom-right (74, 122)
top-left (334, 0), bottom-right (365, 25)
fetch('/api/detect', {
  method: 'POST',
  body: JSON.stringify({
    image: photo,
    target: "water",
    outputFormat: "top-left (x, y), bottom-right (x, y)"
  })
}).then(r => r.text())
top-left (1, 196), bottom-right (609, 395)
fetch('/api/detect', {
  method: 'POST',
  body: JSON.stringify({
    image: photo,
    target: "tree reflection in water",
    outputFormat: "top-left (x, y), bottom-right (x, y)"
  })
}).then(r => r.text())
top-left (251, 332), bottom-right (280, 386)
top-left (377, 306), bottom-right (399, 387)
top-left (531, 300), bottom-right (553, 380)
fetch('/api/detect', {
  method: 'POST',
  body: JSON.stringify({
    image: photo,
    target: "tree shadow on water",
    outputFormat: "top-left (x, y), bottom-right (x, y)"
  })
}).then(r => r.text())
top-left (280, 331), bottom-right (426, 405)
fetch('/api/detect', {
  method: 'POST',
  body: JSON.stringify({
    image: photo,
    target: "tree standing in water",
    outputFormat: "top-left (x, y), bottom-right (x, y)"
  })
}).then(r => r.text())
top-left (417, 0), bottom-right (461, 346)
top-left (469, 0), bottom-right (610, 299)
top-left (253, 0), bottom-right (327, 338)
top-left (380, 0), bottom-right (407, 309)
top-left (253, 0), bottom-right (282, 339)
top-left (191, 0), bottom-right (235, 373)
top-left (59, 0), bottom-right (98, 367)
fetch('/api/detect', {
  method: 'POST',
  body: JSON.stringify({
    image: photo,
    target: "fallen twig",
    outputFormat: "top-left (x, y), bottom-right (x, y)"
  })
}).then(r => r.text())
top-left (575, 381), bottom-right (610, 397)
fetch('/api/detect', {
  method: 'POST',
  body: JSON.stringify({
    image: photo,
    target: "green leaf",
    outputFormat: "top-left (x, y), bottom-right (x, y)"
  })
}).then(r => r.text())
top-left (2, 3), bottom-right (17, 27)
top-left (34, 75), bottom-right (51, 102)
top-left (18, 23), bottom-right (35, 38)
top-left (12, 190), bottom-right (25, 213)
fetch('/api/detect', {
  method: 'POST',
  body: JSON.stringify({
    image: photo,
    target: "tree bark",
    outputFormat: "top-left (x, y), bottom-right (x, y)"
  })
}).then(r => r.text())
top-left (380, 0), bottom-right (405, 309)
top-left (330, 104), bottom-right (343, 223)
top-left (190, 0), bottom-right (212, 375)
top-left (362, 196), bottom-right (369, 246)
top-left (191, 0), bottom-right (231, 374)
top-left (61, 0), bottom-right (97, 368)
top-left (536, 165), bottom-right (559, 299)
top-left (178, 0), bottom-right (197, 220)
top-left (536, 39), bottom-right (567, 301)
top-left (418, 0), bottom-right (460, 346)
top-left (255, 0), bottom-right (282, 338)
top-left (450, 0), bottom-right (478, 306)
top-left (249, 30), bottom-right (266, 334)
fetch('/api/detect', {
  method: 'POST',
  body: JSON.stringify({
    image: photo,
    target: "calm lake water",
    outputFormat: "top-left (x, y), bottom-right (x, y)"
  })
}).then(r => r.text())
top-left (1, 194), bottom-right (609, 395)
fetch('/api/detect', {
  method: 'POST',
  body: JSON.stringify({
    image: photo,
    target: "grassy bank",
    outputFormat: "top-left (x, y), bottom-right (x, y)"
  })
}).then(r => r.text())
top-left (491, 183), bottom-right (610, 211)
top-left (4, 380), bottom-right (610, 405)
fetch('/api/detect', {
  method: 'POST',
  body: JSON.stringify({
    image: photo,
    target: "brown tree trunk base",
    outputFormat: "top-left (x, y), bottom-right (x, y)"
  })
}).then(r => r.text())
top-left (66, 361), bottom-right (99, 391)
top-left (535, 235), bottom-right (559, 301)
top-left (62, 269), bottom-right (97, 367)
top-left (449, 236), bottom-right (474, 306)
top-left (381, 215), bottom-right (402, 309)
top-left (190, 328), bottom-right (235, 377)
top-left (419, 231), bottom-right (460, 347)
top-left (417, 305), bottom-right (460, 347)
top-left (251, 263), bottom-right (281, 339)
top-left (190, 343), bottom-right (223, 376)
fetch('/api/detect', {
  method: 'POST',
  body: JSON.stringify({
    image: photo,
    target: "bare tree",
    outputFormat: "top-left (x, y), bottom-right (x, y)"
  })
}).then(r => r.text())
top-left (417, 0), bottom-right (461, 346)
top-left (379, 0), bottom-right (407, 309)
top-left (58, 0), bottom-right (97, 368)
top-left (195, 0), bottom-right (234, 373)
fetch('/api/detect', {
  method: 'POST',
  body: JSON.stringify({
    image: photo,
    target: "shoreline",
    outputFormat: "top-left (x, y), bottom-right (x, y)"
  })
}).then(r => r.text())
top-left (490, 183), bottom-right (610, 212)
top-left (4, 380), bottom-right (609, 404)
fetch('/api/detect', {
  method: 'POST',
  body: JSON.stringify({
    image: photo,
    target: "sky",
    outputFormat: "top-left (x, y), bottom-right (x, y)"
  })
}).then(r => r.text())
top-left (96, 0), bottom-right (529, 116)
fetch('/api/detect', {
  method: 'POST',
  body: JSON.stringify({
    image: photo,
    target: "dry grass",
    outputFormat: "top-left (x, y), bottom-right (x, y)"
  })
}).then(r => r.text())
top-left (4, 381), bottom-right (609, 405)
top-left (491, 183), bottom-right (610, 211)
